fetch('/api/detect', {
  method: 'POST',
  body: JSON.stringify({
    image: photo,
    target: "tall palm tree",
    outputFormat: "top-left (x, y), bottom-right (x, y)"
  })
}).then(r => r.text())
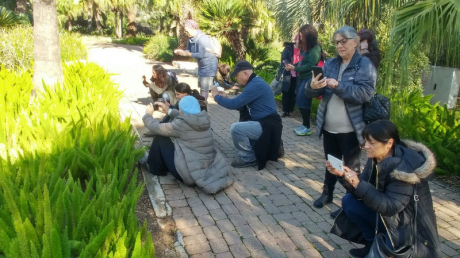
top-left (147, 0), bottom-right (189, 46)
top-left (199, 0), bottom-right (253, 60)
top-left (178, 0), bottom-right (194, 48)
top-left (126, 4), bottom-right (137, 37)
top-left (32, 0), bottom-right (64, 92)
top-left (57, 0), bottom-right (84, 31)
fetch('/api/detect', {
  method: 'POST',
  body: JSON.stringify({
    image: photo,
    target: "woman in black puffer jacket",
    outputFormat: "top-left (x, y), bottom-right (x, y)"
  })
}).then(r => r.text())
top-left (329, 121), bottom-right (441, 258)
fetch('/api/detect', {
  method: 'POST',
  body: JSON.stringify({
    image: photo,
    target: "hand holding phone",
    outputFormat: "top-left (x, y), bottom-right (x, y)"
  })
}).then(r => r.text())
top-left (327, 154), bottom-right (343, 172)
top-left (312, 66), bottom-right (324, 80)
top-left (282, 60), bottom-right (290, 65)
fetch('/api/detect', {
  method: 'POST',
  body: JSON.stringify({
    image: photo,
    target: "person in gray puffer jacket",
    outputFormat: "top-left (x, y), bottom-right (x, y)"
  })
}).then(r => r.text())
top-left (143, 96), bottom-right (233, 194)
top-left (305, 26), bottom-right (377, 217)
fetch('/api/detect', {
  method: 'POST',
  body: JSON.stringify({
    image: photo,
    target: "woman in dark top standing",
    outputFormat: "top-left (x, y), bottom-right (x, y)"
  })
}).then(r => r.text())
top-left (357, 29), bottom-right (381, 69)
top-left (285, 25), bottom-right (321, 136)
top-left (278, 34), bottom-right (300, 118)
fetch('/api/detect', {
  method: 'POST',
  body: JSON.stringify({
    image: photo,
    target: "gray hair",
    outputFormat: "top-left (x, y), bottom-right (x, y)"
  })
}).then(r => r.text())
top-left (333, 26), bottom-right (358, 40)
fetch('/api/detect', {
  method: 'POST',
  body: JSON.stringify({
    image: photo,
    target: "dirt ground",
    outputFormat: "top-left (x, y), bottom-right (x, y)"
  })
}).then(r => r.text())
top-left (136, 168), bottom-right (181, 258)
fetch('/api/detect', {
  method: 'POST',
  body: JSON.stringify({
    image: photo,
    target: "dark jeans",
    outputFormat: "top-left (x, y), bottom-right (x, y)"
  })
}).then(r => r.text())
top-left (299, 108), bottom-right (311, 128)
top-left (323, 130), bottom-right (361, 191)
top-left (147, 135), bottom-right (183, 182)
top-left (282, 76), bottom-right (297, 113)
top-left (343, 193), bottom-right (393, 251)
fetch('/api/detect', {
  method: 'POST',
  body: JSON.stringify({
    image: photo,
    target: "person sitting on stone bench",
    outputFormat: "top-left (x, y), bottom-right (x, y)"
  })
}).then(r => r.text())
top-left (142, 96), bottom-right (233, 194)
top-left (211, 60), bottom-right (283, 169)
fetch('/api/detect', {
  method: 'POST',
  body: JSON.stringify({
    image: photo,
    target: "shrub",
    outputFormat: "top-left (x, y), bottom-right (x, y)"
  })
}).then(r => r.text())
top-left (143, 34), bottom-right (177, 62)
top-left (0, 62), bottom-right (154, 257)
top-left (391, 89), bottom-right (460, 175)
top-left (220, 39), bottom-right (237, 68)
top-left (0, 26), bottom-right (88, 71)
top-left (112, 36), bottom-right (150, 46)
top-left (0, 6), bottom-right (29, 27)
top-left (60, 31), bottom-right (88, 62)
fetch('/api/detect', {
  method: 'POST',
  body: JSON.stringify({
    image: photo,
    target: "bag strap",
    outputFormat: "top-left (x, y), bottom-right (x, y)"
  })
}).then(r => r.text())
top-left (413, 184), bottom-right (418, 253)
top-left (374, 183), bottom-right (419, 252)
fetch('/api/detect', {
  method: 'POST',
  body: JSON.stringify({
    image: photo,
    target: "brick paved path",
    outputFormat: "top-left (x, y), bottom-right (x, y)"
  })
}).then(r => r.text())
top-left (86, 41), bottom-right (460, 258)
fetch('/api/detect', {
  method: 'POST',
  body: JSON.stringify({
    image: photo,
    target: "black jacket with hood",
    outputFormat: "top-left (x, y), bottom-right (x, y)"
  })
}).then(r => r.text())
top-left (330, 140), bottom-right (441, 258)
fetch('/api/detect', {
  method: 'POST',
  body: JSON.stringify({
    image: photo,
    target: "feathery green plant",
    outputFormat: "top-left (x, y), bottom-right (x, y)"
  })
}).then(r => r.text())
top-left (0, 62), bottom-right (154, 257)
top-left (0, 26), bottom-right (88, 72)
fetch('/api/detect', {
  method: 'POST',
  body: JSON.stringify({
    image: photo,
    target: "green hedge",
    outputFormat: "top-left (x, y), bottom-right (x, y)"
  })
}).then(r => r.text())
top-left (0, 26), bottom-right (88, 72)
top-left (391, 89), bottom-right (460, 175)
top-left (0, 62), bottom-right (154, 257)
top-left (143, 34), bottom-right (177, 62)
top-left (112, 36), bottom-right (150, 46)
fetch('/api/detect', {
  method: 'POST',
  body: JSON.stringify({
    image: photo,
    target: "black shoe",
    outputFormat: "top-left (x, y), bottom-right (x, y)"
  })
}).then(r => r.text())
top-left (348, 242), bottom-right (373, 258)
top-left (313, 186), bottom-right (333, 208)
top-left (282, 112), bottom-right (288, 117)
top-left (231, 158), bottom-right (258, 168)
top-left (330, 207), bottom-right (342, 219)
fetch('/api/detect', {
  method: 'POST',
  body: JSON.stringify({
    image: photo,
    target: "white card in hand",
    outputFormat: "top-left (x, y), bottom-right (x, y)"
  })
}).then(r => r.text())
top-left (327, 154), bottom-right (343, 172)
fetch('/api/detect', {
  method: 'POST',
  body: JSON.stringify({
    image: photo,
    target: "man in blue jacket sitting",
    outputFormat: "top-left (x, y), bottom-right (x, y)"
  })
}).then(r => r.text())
top-left (211, 61), bottom-right (283, 169)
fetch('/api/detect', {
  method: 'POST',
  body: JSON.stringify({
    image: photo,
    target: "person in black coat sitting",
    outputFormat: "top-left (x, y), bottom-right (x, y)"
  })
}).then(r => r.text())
top-left (329, 121), bottom-right (441, 258)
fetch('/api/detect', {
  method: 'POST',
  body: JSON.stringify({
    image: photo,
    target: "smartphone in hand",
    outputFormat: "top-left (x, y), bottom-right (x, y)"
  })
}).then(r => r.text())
top-left (282, 60), bottom-right (290, 65)
top-left (312, 66), bottom-right (324, 80)
top-left (327, 154), bottom-right (343, 172)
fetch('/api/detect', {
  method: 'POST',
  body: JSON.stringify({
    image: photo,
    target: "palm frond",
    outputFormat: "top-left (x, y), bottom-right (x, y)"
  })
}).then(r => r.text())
top-left (327, 0), bottom-right (411, 29)
top-left (390, 0), bottom-right (460, 69)
top-left (198, 0), bottom-right (252, 36)
top-left (0, 7), bottom-right (28, 27)
top-left (272, 0), bottom-right (311, 39)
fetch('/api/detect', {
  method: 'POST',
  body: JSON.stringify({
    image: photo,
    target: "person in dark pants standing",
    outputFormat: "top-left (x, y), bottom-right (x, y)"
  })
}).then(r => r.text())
top-left (305, 26), bottom-right (377, 218)
top-left (173, 19), bottom-right (218, 100)
top-left (285, 25), bottom-right (322, 136)
top-left (278, 34), bottom-right (300, 118)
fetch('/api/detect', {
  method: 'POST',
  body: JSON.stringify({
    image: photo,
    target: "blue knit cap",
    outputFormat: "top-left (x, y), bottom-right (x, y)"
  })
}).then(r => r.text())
top-left (179, 96), bottom-right (201, 114)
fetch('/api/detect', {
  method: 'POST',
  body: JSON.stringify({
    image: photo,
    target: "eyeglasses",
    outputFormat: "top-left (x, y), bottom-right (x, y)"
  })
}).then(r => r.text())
top-left (333, 38), bottom-right (352, 46)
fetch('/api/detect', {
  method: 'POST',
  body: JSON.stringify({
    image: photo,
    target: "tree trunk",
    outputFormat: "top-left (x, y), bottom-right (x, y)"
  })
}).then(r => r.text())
top-left (120, 11), bottom-right (123, 37)
top-left (241, 25), bottom-right (249, 42)
top-left (169, 19), bottom-right (178, 37)
top-left (225, 30), bottom-right (246, 61)
top-left (126, 5), bottom-right (137, 37)
top-left (32, 0), bottom-right (64, 93)
top-left (159, 16), bottom-right (164, 33)
top-left (87, 0), bottom-right (93, 33)
top-left (114, 9), bottom-right (122, 39)
top-left (178, 0), bottom-right (194, 48)
top-left (16, 0), bottom-right (27, 14)
top-left (67, 16), bottom-right (72, 31)
top-left (93, 2), bottom-right (102, 35)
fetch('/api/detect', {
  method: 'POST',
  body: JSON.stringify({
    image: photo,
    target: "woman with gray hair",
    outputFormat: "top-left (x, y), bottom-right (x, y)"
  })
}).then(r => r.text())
top-left (305, 26), bottom-right (377, 218)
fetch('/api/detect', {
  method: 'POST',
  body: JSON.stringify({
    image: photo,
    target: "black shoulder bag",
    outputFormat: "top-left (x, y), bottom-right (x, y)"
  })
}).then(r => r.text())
top-left (354, 57), bottom-right (391, 124)
top-left (367, 184), bottom-right (418, 258)
top-left (363, 93), bottom-right (391, 124)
